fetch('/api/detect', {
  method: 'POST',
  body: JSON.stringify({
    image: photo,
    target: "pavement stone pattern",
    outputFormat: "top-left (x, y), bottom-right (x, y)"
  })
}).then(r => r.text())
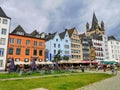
top-left (76, 71), bottom-right (120, 90)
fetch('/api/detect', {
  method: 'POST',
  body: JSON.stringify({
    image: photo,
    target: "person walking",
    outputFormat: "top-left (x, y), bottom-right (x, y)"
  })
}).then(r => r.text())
top-left (114, 64), bottom-right (117, 75)
top-left (103, 64), bottom-right (107, 72)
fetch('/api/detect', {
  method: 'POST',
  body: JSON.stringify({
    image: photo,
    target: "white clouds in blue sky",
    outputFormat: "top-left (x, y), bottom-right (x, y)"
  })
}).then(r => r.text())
top-left (0, 0), bottom-right (120, 38)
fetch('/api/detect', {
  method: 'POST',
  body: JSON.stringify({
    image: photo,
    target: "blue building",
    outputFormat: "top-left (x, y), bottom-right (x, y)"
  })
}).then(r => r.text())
top-left (59, 30), bottom-right (71, 59)
top-left (45, 30), bottom-right (71, 61)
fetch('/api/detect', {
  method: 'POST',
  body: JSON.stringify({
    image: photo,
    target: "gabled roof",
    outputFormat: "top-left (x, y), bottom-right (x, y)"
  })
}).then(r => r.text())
top-left (108, 36), bottom-right (116, 40)
top-left (30, 30), bottom-right (39, 36)
top-left (67, 27), bottom-right (76, 37)
top-left (11, 25), bottom-right (27, 35)
top-left (45, 32), bottom-right (57, 41)
top-left (0, 7), bottom-right (11, 19)
top-left (59, 30), bottom-right (67, 39)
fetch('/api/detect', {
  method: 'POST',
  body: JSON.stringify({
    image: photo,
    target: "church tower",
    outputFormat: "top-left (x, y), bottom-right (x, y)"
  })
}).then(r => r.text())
top-left (86, 12), bottom-right (105, 36)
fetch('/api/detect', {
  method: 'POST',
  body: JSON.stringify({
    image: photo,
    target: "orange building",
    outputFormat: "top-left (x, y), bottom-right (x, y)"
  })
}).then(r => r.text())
top-left (7, 25), bottom-right (45, 65)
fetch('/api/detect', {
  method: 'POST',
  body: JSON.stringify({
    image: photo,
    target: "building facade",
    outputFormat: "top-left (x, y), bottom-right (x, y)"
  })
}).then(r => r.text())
top-left (7, 25), bottom-right (45, 65)
top-left (68, 28), bottom-right (83, 61)
top-left (108, 36), bottom-right (120, 62)
top-left (45, 30), bottom-right (71, 61)
top-left (59, 30), bottom-right (71, 59)
top-left (0, 7), bottom-right (11, 70)
top-left (86, 12), bottom-right (108, 61)
top-left (79, 33), bottom-right (89, 60)
top-left (45, 32), bottom-right (62, 61)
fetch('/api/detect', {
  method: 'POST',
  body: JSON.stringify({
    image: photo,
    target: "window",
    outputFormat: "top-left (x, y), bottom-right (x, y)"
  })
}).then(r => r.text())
top-left (0, 60), bottom-right (3, 67)
top-left (40, 42), bottom-right (43, 46)
top-left (1, 28), bottom-right (7, 35)
top-left (58, 44), bottom-right (60, 48)
top-left (16, 32), bottom-right (24, 35)
top-left (2, 19), bottom-right (8, 24)
top-left (25, 49), bottom-right (30, 55)
top-left (65, 45), bottom-right (69, 49)
top-left (65, 51), bottom-right (69, 54)
top-left (26, 40), bottom-right (30, 45)
top-left (15, 58), bottom-right (20, 62)
top-left (9, 38), bottom-right (14, 44)
top-left (54, 50), bottom-right (56, 54)
top-left (66, 40), bottom-right (68, 42)
top-left (24, 58), bottom-right (29, 62)
top-left (56, 39), bottom-right (58, 41)
top-left (54, 44), bottom-right (56, 48)
top-left (33, 50), bottom-right (37, 55)
top-left (17, 39), bottom-right (21, 44)
top-left (0, 48), bottom-right (4, 56)
top-left (8, 48), bottom-right (14, 55)
top-left (34, 41), bottom-right (37, 46)
top-left (39, 50), bottom-right (42, 56)
top-left (16, 48), bottom-right (21, 55)
top-left (0, 38), bottom-right (6, 45)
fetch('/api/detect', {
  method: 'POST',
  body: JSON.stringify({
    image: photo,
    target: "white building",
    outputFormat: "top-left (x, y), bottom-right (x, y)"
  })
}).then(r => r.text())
top-left (0, 7), bottom-right (11, 70)
top-left (90, 34), bottom-right (108, 61)
top-left (108, 36), bottom-right (120, 62)
top-left (92, 38), bottom-right (104, 61)
top-left (102, 35), bottom-right (109, 60)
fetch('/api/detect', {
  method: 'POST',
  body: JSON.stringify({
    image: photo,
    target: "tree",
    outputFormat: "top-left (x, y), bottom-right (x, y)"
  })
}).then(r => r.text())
top-left (53, 50), bottom-right (62, 62)
top-left (62, 56), bottom-right (69, 61)
top-left (53, 50), bottom-right (62, 70)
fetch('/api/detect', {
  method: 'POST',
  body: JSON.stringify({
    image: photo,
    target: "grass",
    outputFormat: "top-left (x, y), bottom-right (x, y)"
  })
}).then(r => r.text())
top-left (118, 67), bottom-right (120, 71)
top-left (0, 73), bottom-right (113, 90)
top-left (0, 70), bottom-right (76, 79)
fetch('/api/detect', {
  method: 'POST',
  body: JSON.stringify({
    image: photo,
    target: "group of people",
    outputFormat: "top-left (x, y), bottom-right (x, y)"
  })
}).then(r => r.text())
top-left (96, 64), bottom-right (118, 75)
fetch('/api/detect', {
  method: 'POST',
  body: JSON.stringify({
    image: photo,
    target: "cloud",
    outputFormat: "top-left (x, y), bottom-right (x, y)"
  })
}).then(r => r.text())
top-left (0, 0), bottom-right (120, 39)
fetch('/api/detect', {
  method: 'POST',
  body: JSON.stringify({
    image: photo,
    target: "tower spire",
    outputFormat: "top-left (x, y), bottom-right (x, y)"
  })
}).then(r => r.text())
top-left (90, 12), bottom-right (98, 31)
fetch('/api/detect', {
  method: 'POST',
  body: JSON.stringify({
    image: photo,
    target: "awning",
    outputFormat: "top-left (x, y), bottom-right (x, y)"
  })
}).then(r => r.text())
top-left (100, 61), bottom-right (118, 64)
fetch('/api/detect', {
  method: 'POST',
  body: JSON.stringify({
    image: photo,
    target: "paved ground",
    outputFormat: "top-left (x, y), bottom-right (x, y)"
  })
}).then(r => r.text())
top-left (77, 71), bottom-right (120, 90)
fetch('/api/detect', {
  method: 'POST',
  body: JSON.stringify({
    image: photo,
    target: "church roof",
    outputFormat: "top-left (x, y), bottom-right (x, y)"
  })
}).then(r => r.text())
top-left (0, 7), bottom-right (11, 19)
top-left (90, 12), bottom-right (101, 31)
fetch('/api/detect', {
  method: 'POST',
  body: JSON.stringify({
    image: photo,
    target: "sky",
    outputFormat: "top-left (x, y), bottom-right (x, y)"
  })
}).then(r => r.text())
top-left (0, 0), bottom-right (120, 39)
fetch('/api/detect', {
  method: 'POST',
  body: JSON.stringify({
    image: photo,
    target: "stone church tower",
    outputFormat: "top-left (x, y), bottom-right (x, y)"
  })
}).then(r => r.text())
top-left (86, 12), bottom-right (105, 36)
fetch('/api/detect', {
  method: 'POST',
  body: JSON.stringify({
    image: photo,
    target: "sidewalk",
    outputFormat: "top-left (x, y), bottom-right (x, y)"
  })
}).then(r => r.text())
top-left (77, 71), bottom-right (120, 90)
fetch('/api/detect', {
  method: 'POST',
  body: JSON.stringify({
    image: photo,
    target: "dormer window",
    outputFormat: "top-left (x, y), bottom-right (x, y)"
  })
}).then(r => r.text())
top-left (35, 35), bottom-right (39, 38)
top-left (16, 32), bottom-right (24, 35)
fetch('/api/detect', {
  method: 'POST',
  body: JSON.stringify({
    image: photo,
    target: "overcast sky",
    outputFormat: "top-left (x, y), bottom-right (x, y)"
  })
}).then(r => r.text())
top-left (1, 0), bottom-right (120, 39)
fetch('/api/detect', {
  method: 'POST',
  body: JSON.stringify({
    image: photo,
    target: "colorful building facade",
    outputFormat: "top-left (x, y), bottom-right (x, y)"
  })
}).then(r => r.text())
top-left (7, 25), bottom-right (45, 65)
top-left (68, 28), bottom-right (83, 61)
top-left (45, 30), bottom-right (71, 61)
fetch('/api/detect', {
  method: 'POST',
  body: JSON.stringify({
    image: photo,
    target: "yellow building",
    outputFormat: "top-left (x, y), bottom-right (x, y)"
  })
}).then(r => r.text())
top-left (67, 27), bottom-right (83, 61)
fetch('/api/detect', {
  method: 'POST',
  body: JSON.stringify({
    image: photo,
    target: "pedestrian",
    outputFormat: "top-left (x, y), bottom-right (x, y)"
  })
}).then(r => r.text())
top-left (81, 65), bottom-right (84, 72)
top-left (110, 64), bottom-right (114, 74)
top-left (96, 64), bottom-right (100, 72)
top-left (114, 64), bottom-right (117, 75)
top-left (103, 64), bottom-right (107, 72)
